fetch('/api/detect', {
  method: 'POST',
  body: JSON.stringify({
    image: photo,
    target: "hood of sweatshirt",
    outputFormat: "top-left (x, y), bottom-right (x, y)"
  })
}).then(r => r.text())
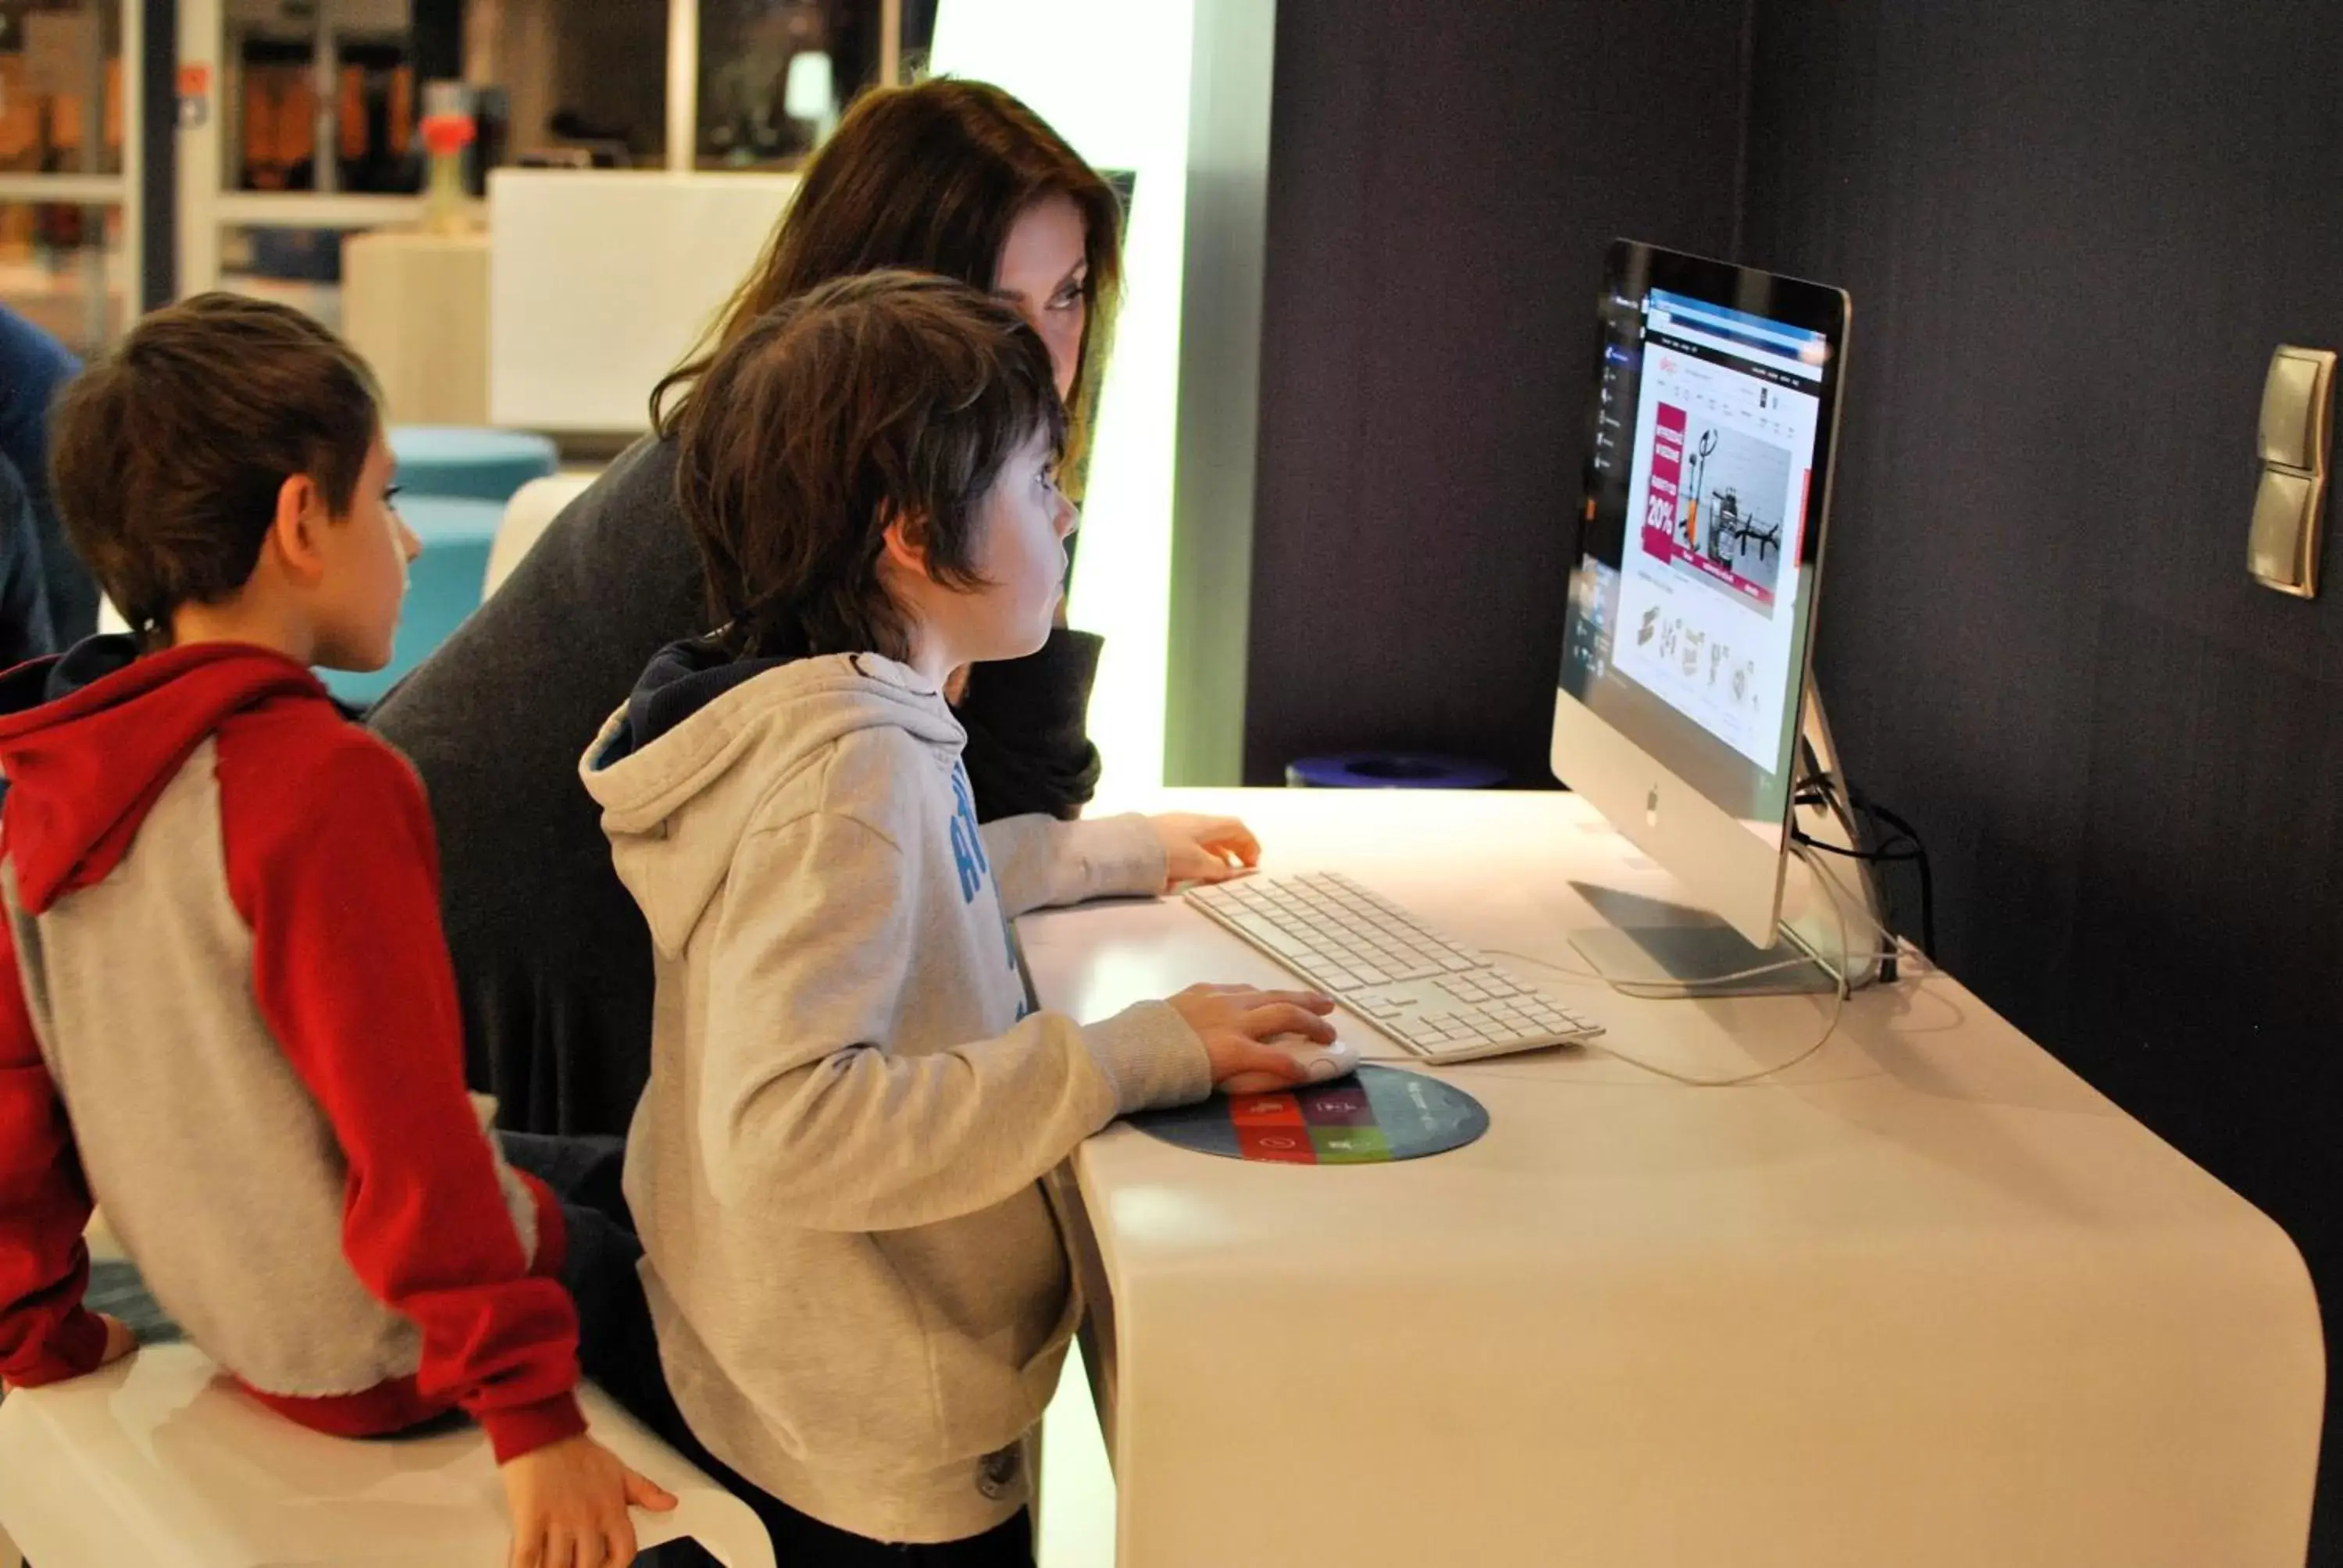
top-left (0, 636), bottom-right (325, 912)
top-left (582, 640), bottom-right (965, 958)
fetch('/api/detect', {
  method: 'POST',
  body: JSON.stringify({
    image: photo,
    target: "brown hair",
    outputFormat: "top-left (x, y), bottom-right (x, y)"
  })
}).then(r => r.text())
top-left (653, 77), bottom-right (1119, 488)
top-left (674, 269), bottom-right (1065, 665)
top-left (49, 292), bottom-right (380, 642)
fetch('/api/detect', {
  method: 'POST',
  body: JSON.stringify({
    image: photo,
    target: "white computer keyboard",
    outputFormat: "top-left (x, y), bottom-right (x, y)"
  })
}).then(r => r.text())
top-left (1184, 871), bottom-right (1602, 1064)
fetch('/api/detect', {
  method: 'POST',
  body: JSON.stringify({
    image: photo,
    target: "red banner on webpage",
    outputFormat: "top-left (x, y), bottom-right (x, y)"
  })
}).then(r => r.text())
top-left (1637, 402), bottom-right (1784, 612)
top-left (1646, 403), bottom-right (1685, 536)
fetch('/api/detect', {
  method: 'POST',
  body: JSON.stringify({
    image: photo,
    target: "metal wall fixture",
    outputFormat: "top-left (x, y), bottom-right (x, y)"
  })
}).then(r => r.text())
top-left (2248, 344), bottom-right (2335, 598)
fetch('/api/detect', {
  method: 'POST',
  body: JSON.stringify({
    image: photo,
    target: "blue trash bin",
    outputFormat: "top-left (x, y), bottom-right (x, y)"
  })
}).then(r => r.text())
top-left (389, 425), bottom-right (559, 506)
top-left (1286, 752), bottom-right (1510, 789)
top-left (319, 494), bottom-right (502, 707)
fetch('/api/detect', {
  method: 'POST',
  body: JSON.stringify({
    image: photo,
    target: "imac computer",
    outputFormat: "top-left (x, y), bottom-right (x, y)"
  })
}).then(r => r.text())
top-left (1172, 239), bottom-right (1883, 1067)
top-left (1553, 240), bottom-right (1881, 992)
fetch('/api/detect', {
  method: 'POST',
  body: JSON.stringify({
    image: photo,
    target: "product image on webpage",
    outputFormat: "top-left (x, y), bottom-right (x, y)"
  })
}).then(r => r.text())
top-left (1642, 406), bottom-right (1795, 613)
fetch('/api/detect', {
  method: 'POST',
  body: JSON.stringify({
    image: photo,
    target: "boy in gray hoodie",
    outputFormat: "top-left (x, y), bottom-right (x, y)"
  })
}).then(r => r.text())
top-left (582, 272), bottom-right (1336, 1565)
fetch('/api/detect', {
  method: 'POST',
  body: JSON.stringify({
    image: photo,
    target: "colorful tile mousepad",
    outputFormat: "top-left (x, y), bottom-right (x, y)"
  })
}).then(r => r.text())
top-left (1129, 1064), bottom-right (1488, 1164)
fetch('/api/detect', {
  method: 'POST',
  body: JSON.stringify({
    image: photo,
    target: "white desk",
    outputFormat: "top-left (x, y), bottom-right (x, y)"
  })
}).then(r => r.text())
top-left (1020, 788), bottom-right (2322, 1568)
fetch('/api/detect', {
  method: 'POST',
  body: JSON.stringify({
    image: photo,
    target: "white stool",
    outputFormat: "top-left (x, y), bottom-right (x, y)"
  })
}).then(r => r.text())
top-left (484, 473), bottom-right (598, 598)
top-left (0, 1344), bottom-right (773, 1566)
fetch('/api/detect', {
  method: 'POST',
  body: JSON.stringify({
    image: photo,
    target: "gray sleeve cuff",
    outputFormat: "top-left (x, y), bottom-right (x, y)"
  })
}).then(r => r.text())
top-left (1068, 813), bottom-right (1168, 902)
top-left (1080, 1000), bottom-right (1213, 1115)
top-left (987, 811), bottom-right (1168, 914)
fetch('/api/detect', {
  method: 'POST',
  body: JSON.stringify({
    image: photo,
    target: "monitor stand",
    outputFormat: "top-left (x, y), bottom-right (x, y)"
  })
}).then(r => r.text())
top-left (1566, 887), bottom-right (1842, 997)
top-left (1567, 687), bottom-right (1886, 998)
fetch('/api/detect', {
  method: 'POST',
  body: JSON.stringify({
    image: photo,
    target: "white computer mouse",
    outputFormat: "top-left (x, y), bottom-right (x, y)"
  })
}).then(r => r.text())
top-left (1217, 1033), bottom-right (1361, 1096)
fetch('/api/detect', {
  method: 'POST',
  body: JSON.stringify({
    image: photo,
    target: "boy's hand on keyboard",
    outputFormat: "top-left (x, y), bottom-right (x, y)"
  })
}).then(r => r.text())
top-left (1150, 814), bottom-right (1262, 889)
top-left (501, 1432), bottom-right (676, 1567)
top-left (1168, 982), bottom-right (1336, 1087)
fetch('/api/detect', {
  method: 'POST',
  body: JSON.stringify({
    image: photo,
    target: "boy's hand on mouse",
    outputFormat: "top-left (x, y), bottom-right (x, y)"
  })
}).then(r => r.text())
top-left (1168, 982), bottom-right (1336, 1087)
top-left (1150, 814), bottom-right (1261, 889)
top-left (501, 1432), bottom-right (676, 1568)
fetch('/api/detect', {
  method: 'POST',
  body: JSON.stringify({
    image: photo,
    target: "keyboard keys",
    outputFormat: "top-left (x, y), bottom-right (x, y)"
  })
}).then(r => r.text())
top-left (1228, 913), bottom-right (1297, 949)
top-left (1182, 871), bottom-right (1601, 1061)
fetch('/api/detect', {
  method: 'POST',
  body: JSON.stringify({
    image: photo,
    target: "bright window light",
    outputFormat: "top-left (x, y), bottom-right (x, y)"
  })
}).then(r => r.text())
top-left (930, 1), bottom-right (1197, 803)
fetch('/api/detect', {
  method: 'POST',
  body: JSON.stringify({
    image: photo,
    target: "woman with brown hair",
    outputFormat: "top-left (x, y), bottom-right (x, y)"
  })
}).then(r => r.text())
top-left (371, 78), bottom-right (1125, 1138)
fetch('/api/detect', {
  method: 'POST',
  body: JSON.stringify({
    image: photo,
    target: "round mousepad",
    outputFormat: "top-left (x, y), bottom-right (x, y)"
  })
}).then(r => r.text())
top-left (1128, 1064), bottom-right (1489, 1164)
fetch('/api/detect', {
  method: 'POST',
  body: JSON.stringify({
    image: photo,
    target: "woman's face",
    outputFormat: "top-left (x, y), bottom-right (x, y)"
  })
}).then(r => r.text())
top-left (992, 194), bottom-right (1089, 401)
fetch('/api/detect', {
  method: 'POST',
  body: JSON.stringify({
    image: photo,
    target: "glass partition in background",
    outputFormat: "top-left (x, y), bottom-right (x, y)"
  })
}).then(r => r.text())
top-left (930, 0), bottom-right (1204, 798)
top-left (216, 0), bottom-right (426, 331)
top-left (693, 0), bottom-right (932, 169)
top-left (0, 0), bottom-right (130, 355)
top-left (467, 0), bottom-right (668, 169)
top-left (228, 0), bottom-right (418, 194)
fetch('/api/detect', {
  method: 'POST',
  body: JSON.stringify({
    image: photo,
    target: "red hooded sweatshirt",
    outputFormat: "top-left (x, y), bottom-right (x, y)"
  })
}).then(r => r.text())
top-left (0, 637), bottom-right (583, 1463)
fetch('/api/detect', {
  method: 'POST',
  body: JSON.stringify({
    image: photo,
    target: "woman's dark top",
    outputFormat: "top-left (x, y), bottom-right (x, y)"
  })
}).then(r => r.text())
top-left (369, 437), bottom-right (1105, 1135)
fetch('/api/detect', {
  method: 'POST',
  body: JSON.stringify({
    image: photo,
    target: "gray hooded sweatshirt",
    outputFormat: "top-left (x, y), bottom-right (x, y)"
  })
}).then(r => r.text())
top-left (582, 647), bottom-right (1211, 1544)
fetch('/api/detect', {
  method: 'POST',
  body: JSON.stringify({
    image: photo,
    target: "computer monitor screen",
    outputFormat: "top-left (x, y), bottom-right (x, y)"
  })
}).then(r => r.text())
top-left (1553, 241), bottom-right (1849, 947)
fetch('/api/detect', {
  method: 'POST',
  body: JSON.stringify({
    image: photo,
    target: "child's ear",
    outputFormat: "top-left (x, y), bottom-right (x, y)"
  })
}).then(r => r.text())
top-left (268, 474), bottom-right (330, 588)
top-left (879, 504), bottom-right (933, 578)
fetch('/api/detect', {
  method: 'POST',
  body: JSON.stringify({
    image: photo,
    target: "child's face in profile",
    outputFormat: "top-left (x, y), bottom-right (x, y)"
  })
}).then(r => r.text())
top-left (959, 426), bottom-right (1079, 663)
top-left (308, 433), bottom-right (421, 672)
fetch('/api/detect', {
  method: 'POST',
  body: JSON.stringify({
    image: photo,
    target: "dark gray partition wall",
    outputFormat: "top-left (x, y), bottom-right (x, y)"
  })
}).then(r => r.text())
top-left (1237, 0), bottom-right (2343, 1557)
top-left (1239, 0), bottom-right (1751, 789)
top-left (1735, 3), bottom-right (2343, 1559)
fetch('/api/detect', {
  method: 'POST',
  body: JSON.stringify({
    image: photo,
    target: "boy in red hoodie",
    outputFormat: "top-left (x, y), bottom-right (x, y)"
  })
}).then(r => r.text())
top-left (0, 294), bottom-right (676, 1568)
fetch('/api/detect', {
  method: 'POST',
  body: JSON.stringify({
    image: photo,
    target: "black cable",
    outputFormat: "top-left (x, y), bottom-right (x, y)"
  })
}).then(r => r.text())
top-left (1790, 793), bottom-right (1938, 959)
top-left (1789, 750), bottom-right (1942, 963)
top-left (1842, 800), bottom-right (1933, 957)
top-left (1790, 772), bottom-right (1892, 978)
top-left (1792, 833), bottom-right (1917, 863)
top-left (1860, 800), bottom-right (1924, 843)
